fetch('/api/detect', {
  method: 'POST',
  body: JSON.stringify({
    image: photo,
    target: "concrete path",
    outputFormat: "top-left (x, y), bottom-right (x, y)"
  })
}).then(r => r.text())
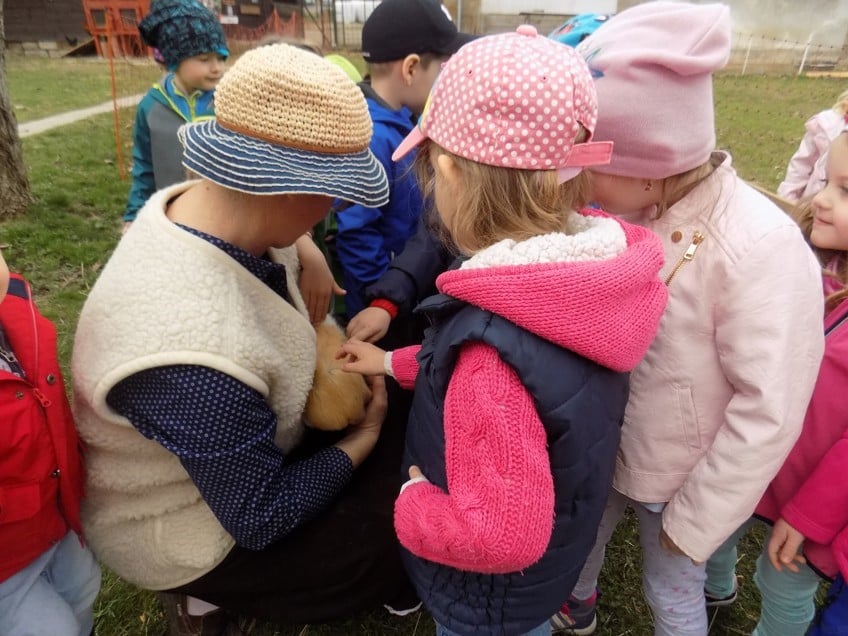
top-left (18, 94), bottom-right (144, 138)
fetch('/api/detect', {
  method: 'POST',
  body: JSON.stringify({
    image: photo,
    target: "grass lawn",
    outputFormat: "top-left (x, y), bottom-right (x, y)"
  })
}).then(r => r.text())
top-left (7, 56), bottom-right (161, 123)
top-left (1, 59), bottom-right (843, 635)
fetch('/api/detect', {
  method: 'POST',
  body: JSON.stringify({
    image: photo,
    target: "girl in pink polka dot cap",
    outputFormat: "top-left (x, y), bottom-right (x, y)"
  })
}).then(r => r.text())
top-left (340, 24), bottom-right (669, 636)
top-left (392, 24), bottom-right (612, 182)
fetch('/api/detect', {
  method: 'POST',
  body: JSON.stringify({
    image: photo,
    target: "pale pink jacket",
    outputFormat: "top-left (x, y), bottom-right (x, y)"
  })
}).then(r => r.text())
top-left (616, 153), bottom-right (825, 563)
top-left (777, 108), bottom-right (845, 203)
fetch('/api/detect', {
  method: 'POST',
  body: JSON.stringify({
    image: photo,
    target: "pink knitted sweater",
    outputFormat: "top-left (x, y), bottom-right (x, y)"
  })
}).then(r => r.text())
top-left (391, 210), bottom-right (668, 572)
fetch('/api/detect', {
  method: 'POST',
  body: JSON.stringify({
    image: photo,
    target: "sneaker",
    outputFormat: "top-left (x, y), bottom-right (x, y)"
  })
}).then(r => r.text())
top-left (550, 592), bottom-right (598, 635)
top-left (383, 601), bottom-right (423, 617)
top-left (157, 593), bottom-right (255, 636)
top-left (705, 577), bottom-right (738, 608)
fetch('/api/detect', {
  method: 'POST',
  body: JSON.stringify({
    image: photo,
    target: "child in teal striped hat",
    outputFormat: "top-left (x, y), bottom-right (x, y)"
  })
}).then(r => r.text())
top-left (123, 0), bottom-right (229, 230)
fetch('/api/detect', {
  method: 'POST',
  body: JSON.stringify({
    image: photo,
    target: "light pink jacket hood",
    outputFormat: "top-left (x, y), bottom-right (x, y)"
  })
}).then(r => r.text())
top-left (777, 108), bottom-right (844, 203)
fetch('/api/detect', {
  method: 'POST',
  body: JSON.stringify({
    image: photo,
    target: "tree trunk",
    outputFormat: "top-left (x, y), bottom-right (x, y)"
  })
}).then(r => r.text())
top-left (0, 0), bottom-right (31, 219)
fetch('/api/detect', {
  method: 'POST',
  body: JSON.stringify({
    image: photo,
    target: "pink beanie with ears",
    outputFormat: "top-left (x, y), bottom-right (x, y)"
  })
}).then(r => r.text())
top-left (577, 1), bottom-right (731, 180)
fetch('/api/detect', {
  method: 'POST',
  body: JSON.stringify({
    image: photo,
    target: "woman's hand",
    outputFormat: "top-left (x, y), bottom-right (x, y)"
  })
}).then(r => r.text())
top-left (767, 518), bottom-right (807, 572)
top-left (295, 234), bottom-right (345, 325)
top-left (334, 375), bottom-right (387, 468)
top-left (346, 306), bottom-right (392, 343)
top-left (337, 339), bottom-right (388, 376)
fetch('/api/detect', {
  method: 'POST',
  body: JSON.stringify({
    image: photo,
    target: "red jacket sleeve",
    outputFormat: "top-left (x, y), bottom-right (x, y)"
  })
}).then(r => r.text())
top-left (393, 341), bottom-right (554, 573)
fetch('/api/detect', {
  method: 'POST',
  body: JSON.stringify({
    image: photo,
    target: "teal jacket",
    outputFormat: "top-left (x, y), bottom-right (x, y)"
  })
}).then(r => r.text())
top-left (123, 74), bottom-right (215, 221)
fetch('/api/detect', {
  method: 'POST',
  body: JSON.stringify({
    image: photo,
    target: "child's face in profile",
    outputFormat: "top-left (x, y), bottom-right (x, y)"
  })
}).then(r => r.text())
top-left (811, 133), bottom-right (848, 252)
top-left (0, 249), bottom-right (8, 305)
top-left (407, 56), bottom-right (446, 117)
top-left (174, 53), bottom-right (227, 94)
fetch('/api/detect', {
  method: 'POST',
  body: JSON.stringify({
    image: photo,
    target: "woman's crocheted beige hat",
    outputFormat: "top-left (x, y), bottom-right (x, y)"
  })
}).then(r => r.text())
top-left (178, 43), bottom-right (389, 206)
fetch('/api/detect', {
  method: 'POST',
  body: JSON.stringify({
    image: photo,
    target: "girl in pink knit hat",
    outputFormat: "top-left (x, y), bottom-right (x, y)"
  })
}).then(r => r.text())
top-left (338, 24), bottom-right (668, 636)
top-left (549, 3), bottom-right (825, 635)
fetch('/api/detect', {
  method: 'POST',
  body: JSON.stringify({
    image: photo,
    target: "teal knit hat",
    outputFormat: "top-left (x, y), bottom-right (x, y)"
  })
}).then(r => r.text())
top-left (139, 0), bottom-right (229, 70)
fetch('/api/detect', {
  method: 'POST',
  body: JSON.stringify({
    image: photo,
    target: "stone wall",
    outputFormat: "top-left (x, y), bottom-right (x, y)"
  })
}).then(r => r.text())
top-left (5, 40), bottom-right (75, 58)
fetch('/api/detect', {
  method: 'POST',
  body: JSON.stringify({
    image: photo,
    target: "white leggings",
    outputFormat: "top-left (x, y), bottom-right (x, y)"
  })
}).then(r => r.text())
top-left (572, 490), bottom-right (708, 636)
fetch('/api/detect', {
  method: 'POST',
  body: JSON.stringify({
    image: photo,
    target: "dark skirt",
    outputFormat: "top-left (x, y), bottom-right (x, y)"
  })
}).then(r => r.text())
top-left (169, 379), bottom-right (417, 624)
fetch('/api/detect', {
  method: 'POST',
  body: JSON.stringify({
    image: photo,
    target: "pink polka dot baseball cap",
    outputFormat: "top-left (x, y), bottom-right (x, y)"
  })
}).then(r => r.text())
top-left (392, 25), bottom-right (612, 183)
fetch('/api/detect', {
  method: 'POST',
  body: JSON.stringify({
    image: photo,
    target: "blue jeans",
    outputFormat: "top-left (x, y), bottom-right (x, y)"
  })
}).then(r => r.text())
top-left (435, 620), bottom-right (551, 636)
top-left (0, 530), bottom-right (101, 636)
top-left (808, 574), bottom-right (848, 635)
top-left (707, 520), bottom-right (822, 636)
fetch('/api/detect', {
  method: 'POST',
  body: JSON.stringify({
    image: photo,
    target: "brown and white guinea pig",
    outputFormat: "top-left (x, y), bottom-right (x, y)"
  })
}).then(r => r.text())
top-left (303, 318), bottom-right (370, 431)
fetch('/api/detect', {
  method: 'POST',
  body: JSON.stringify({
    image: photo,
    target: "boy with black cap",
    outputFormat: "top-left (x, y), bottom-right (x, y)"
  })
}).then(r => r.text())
top-left (123, 0), bottom-right (229, 231)
top-left (334, 0), bottom-right (473, 320)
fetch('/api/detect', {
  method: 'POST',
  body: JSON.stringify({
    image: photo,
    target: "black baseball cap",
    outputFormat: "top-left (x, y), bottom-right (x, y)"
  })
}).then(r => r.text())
top-left (362, 0), bottom-right (476, 63)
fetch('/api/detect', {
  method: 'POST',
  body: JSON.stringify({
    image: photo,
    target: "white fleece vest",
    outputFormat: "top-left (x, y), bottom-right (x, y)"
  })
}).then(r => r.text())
top-left (72, 182), bottom-right (316, 590)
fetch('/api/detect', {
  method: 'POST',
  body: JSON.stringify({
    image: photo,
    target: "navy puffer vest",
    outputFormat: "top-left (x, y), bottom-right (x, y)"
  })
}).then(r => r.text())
top-left (402, 294), bottom-right (628, 635)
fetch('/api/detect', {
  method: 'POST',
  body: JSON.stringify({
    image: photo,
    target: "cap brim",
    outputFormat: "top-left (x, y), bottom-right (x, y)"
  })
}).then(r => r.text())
top-left (566, 140), bottom-right (614, 167)
top-left (451, 31), bottom-right (478, 52)
top-left (392, 126), bottom-right (428, 162)
top-left (178, 121), bottom-right (389, 207)
top-left (557, 141), bottom-right (613, 183)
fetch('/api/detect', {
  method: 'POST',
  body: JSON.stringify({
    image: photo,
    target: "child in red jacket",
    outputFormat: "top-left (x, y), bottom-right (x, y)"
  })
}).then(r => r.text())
top-left (0, 247), bottom-right (100, 635)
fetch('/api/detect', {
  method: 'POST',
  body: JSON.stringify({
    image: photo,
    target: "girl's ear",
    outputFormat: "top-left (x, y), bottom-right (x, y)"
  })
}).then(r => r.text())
top-left (435, 152), bottom-right (462, 192)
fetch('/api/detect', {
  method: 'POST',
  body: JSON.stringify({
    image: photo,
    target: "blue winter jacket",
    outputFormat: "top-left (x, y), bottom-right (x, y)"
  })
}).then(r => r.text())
top-left (124, 74), bottom-right (215, 221)
top-left (364, 214), bottom-right (455, 316)
top-left (335, 82), bottom-right (424, 317)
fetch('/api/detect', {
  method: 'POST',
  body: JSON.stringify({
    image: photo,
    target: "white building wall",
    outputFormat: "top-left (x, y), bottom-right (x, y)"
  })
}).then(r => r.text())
top-left (477, 0), bottom-right (846, 49)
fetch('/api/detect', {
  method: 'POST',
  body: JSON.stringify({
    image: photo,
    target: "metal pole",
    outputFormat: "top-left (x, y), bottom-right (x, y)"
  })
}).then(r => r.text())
top-left (742, 33), bottom-right (753, 75)
top-left (798, 33), bottom-right (813, 76)
top-left (457, 0), bottom-right (463, 31)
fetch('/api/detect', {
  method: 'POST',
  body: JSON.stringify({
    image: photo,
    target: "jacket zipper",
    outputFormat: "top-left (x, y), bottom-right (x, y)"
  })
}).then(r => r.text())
top-left (826, 306), bottom-right (848, 336)
top-left (32, 387), bottom-right (52, 407)
top-left (665, 231), bottom-right (705, 286)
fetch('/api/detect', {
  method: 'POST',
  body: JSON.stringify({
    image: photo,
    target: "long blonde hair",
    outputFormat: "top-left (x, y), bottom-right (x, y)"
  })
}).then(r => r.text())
top-left (413, 141), bottom-right (592, 255)
top-left (794, 196), bottom-right (848, 311)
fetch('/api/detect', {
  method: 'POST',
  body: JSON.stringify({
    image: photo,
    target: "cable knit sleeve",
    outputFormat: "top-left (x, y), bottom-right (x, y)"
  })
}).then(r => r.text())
top-left (390, 345), bottom-right (421, 390)
top-left (393, 341), bottom-right (554, 573)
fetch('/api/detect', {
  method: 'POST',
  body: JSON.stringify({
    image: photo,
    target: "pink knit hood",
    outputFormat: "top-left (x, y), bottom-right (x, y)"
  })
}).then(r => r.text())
top-left (435, 209), bottom-right (667, 372)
